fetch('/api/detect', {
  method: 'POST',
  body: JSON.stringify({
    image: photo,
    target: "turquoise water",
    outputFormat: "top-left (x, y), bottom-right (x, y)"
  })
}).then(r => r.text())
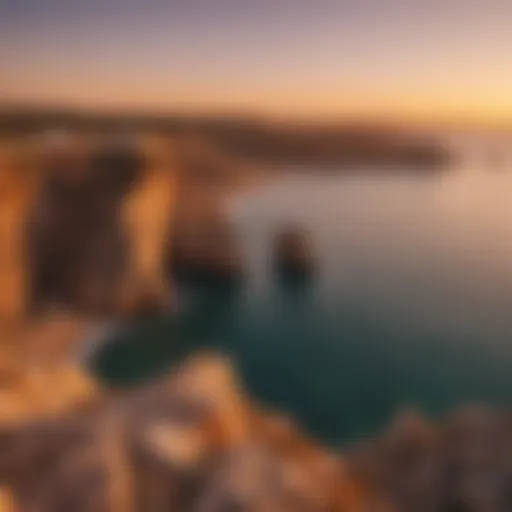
top-left (93, 163), bottom-right (512, 445)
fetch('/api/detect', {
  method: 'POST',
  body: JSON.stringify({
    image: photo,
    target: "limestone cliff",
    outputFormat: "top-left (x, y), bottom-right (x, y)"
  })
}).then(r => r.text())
top-left (0, 140), bottom-right (44, 323)
top-left (0, 133), bottom-right (178, 321)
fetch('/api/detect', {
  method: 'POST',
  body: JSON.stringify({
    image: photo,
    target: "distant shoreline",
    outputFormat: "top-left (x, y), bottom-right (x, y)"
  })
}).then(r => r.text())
top-left (0, 107), bottom-right (452, 171)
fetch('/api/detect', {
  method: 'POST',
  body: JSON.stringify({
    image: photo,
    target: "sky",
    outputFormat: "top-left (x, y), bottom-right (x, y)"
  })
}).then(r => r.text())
top-left (1, 0), bottom-right (512, 123)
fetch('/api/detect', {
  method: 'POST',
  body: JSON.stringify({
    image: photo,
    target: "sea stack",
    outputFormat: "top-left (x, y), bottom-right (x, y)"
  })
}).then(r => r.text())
top-left (274, 227), bottom-right (315, 280)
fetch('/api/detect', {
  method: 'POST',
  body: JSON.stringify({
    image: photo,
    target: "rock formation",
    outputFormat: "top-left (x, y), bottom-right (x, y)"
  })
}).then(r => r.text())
top-left (171, 212), bottom-right (243, 286)
top-left (0, 314), bottom-right (98, 426)
top-left (0, 140), bottom-right (45, 324)
top-left (23, 133), bottom-right (177, 318)
top-left (348, 406), bottom-right (512, 512)
top-left (117, 135), bottom-right (177, 315)
top-left (274, 227), bottom-right (315, 280)
top-left (0, 352), bottom-right (365, 511)
top-left (168, 137), bottom-right (245, 286)
top-left (0, 131), bottom-right (250, 322)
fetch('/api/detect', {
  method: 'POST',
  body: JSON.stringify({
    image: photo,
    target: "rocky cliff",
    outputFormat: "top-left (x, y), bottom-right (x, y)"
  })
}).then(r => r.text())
top-left (0, 132), bottom-right (504, 512)
top-left (0, 133), bottom-right (177, 322)
top-left (0, 352), bottom-right (367, 512)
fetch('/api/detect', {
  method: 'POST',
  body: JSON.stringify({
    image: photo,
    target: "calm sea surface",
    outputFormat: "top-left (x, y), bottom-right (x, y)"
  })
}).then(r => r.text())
top-left (93, 144), bottom-right (512, 444)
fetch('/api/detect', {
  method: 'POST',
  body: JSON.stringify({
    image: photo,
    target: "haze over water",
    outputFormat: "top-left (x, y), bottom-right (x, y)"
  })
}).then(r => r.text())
top-left (94, 136), bottom-right (512, 444)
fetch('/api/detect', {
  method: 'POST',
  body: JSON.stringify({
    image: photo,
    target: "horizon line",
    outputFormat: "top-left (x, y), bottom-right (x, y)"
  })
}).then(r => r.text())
top-left (2, 100), bottom-right (512, 132)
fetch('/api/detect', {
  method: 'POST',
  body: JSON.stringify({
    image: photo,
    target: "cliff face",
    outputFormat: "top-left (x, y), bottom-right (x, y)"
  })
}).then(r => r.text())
top-left (0, 353), bottom-right (367, 512)
top-left (0, 134), bottom-right (177, 322)
top-left (0, 142), bottom-right (43, 323)
top-left (118, 137), bottom-right (177, 315)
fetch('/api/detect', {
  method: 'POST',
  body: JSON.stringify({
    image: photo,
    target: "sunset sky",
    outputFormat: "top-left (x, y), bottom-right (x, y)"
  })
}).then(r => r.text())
top-left (2, 0), bottom-right (512, 123)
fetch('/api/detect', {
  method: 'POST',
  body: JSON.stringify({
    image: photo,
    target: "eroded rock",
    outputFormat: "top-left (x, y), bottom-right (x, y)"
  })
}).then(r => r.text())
top-left (171, 213), bottom-right (243, 286)
top-left (0, 352), bottom-right (365, 512)
top-left (25, 133), bottom-right (176, 319)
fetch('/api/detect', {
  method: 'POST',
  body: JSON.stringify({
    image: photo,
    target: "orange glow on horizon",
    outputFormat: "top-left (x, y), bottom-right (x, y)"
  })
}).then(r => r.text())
top-left (3, 72), bottom-right (512, 128)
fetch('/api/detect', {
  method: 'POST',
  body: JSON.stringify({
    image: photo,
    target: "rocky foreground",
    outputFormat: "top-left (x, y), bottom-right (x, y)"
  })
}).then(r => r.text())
top-left (0, 344), bottom-right (511, 512)
top-left (0, 352), bottom-right (366, 512)
top-left (351, 406), bottom-right (512, 512)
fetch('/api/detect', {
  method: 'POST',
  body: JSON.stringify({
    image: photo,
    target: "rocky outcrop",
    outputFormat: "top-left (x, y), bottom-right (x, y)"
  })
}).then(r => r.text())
top-left (116, 136), bottom-right (177, 315)
top-left (167, 137), bottom-right (245, 286)
top-left (0, 315), bottom-right (98, 426)
top-left (171, 213), bottom-right (243, 286)
top-left (0, 353), bottom-right (364, 511)
top-left (349, 406), bottom-right (512, 512)
top-left (274, 227), bottom-right (315, 280)
top-left (27, 135), bottom-right (132, 316)
top-left (0, 140), bottom-right (45, 324)
top-left (1, 132), bottom-right (244, 322)
top-left (22, 133), bottom-right (177, 319)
